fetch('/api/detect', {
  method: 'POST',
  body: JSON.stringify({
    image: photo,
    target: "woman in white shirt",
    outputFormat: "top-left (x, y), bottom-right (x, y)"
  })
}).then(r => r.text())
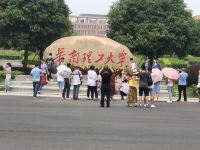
top-left (56, 65), bottom-right (65, 95)
top-left (72, 66), bottom-right (82, 100)
top-left (87, 65), bottom-right (98, 100)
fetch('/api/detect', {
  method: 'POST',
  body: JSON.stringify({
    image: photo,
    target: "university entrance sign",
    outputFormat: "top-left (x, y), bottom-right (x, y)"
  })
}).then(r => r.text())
top-left (44, 36), bottom-right (133, 68)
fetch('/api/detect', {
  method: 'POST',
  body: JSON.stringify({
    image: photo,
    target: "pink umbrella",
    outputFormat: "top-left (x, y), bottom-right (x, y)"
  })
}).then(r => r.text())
top-left (152, 68), bottom-right (163, 83)
top-left (162, 67), bottom-right (180, 80)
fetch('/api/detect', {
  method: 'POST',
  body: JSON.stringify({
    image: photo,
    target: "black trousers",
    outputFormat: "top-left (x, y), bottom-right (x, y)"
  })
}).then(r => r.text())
top-left (62, 78), bottom-right (71, 98)
top-left (47, 68), bottom-right (53, 81)
top-left (178, 85), bottom-right (187, 101)
top-left (87, 86), bottom-right (96, 99)
top-left (120, 91), bottom-right (127, 100)
top-left (101, 84), bottom-right (110, 107)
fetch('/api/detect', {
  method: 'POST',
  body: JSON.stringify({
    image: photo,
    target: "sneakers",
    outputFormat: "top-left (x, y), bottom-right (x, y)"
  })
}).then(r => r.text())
top-left (150, 104), bottom-right (156, 108)
top-left (62, 97), bottom-right (66, 100)
top-left (144, 104), bottom-right (150, 108)
top-left (167, 100), bottom-right (172, 103)
top-left (138, 104), bottom-right (143, 108)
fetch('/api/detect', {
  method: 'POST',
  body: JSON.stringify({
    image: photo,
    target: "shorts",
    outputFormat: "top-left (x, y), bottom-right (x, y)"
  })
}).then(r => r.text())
top-left (153, 82), bottom-right (160, 93)
top-left (139, 87), bottom-right (149, 96)
top-left (148, 88), bottom-right (153, 97)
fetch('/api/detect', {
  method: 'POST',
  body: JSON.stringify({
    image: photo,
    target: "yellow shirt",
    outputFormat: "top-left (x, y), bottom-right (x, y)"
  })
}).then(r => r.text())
top-left (128, 77), bottom-right (137, 87)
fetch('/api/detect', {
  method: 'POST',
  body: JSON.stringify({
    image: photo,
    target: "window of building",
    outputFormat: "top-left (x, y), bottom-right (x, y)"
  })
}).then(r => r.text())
top-left (81, 19), bottom-right (84, 23)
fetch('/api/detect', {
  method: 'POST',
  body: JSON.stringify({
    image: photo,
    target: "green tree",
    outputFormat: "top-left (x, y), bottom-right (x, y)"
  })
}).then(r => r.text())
top-left (189, 20), bottom-right (200, 56)
top-left (0, 0), bottom-right (72, 68)
top-left (107, 0), bottom-right (194, 58)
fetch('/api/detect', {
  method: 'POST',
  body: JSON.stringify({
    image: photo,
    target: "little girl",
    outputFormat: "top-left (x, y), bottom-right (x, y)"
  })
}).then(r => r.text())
top-left (4, 63), bottom-right (12, 92)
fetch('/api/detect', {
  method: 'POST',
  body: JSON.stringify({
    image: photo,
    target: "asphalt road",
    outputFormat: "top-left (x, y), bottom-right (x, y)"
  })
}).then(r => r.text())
top-left (0, 96), bottom-right (200, 150)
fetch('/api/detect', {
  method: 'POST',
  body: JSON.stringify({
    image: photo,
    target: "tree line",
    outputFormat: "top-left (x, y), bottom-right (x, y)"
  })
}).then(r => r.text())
top-left (0, 0), bottom-right (200, 69)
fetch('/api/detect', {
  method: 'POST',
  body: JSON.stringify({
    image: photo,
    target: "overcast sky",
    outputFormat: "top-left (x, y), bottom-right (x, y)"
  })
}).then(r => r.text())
top-left (65, 0), bottom-right (200, 16)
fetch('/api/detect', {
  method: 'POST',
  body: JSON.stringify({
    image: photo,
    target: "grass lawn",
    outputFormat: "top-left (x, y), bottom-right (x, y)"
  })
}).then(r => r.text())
top-left (0, 50), bottom-right (24, 60)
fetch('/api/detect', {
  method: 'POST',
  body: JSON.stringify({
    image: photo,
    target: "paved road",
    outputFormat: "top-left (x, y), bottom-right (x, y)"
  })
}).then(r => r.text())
top-left (0, 96), bottom-right (200, 150)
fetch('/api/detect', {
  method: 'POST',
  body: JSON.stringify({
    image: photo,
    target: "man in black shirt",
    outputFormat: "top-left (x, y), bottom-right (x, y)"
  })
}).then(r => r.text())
top-left (46, 53), bottom-right (54, 81)
top-left (137, 67), bottom-right (152, 107)
top-left (99, 65), bottom-right (113, 107)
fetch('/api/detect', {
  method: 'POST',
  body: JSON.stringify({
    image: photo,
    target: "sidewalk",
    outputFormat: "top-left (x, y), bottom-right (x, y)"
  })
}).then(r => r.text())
top-left (0, 91), bottom-right (199, 103)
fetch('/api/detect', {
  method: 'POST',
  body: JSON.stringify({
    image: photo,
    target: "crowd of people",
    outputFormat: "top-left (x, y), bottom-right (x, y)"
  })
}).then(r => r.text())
top-left (2, 53), bottom-right (200, 107)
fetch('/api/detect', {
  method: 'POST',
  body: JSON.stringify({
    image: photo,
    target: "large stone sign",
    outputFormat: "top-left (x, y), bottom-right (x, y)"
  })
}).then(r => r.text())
top-left (44, 36), bottom-right (133, 68)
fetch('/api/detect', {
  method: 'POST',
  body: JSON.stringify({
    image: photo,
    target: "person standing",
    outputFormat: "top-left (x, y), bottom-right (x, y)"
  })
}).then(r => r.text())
top-left (148, 67), bottom-right (156, 108)
top-left (127, 73), bottom-right (138, 107)
top-left (153, 81), bottom-right (160, 101)
top-left (38, 59), bottom-right (48, 94)
top-left (46, 53), bottom-right (54, 81)
top-left (72, 66), bottom-right (82, 100)
top-left (167, 78), bottom-right (174, 103)
top-left (121, 65), bottom-right (130, 81)
top-left (137, 66), bottom-right (151, 107)
top-left (56, 65), bottom-right (65, 96)
top-left (177, 68), bottom-right (188, 102)
top-left (4, 63), bottom-right (12, 92)
top-left (87, 65), bottom-right (98, 100)
top-left (197, 70), bottom-right (200, 103)
top-left (100, 65), bottom-right (113, 107)
top-left (110, 72), bottom-right (116, 100)
top-left (153, 60), bottom-right (161, 70)
top-left (94, 72), bottom-right (101, 100)
top-left (30, 64), bottom-right (41, 98)
top-left (62, 63), bottom-right (72, 99)
top-left (130, 58), bottom-right (137, 72)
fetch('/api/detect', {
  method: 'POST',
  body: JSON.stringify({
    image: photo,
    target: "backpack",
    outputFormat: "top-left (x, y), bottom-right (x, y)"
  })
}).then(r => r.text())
top-left (147, 74), bottom-right (153, 86)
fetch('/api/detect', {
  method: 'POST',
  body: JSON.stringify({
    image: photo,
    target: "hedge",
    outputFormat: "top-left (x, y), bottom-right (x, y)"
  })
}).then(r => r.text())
top-left (185, 55), bottom-right (200, 64)
top-left (159, 57), bottom-right (187, 69)
top-left (169, 58), bottom-right (187, 69)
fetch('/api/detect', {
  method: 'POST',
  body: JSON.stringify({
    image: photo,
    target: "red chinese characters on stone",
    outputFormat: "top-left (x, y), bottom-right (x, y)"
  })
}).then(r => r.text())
top-left (68, 50), bottom-right (79, 63)
top-left (82, 51), bottom-right (92, 63)
top-left (95, 53), bottom-right (104, 63)
top-left (105, 52), bottom-right (115, 64)
top-left (55, 48), bottom-right (66, 63)
top-left (117, 50), bottom-right (127, 67)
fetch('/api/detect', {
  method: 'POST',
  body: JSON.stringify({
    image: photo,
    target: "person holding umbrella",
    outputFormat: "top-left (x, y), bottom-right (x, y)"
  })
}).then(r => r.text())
top-left (152, 68), bottom-right (163, 103)
top-left (166, 78), bottom-right (174, 103)
top-left (162, 67), bottom-right (180, 102)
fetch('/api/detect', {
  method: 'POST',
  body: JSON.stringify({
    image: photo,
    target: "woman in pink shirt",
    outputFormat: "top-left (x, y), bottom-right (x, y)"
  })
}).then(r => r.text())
top-left (4, 63), bottom-right (12, 92)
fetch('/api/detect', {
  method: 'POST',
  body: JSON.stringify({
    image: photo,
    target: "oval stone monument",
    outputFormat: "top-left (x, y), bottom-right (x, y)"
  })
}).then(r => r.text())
top-left (44, 36), bottom-right (133, 68)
